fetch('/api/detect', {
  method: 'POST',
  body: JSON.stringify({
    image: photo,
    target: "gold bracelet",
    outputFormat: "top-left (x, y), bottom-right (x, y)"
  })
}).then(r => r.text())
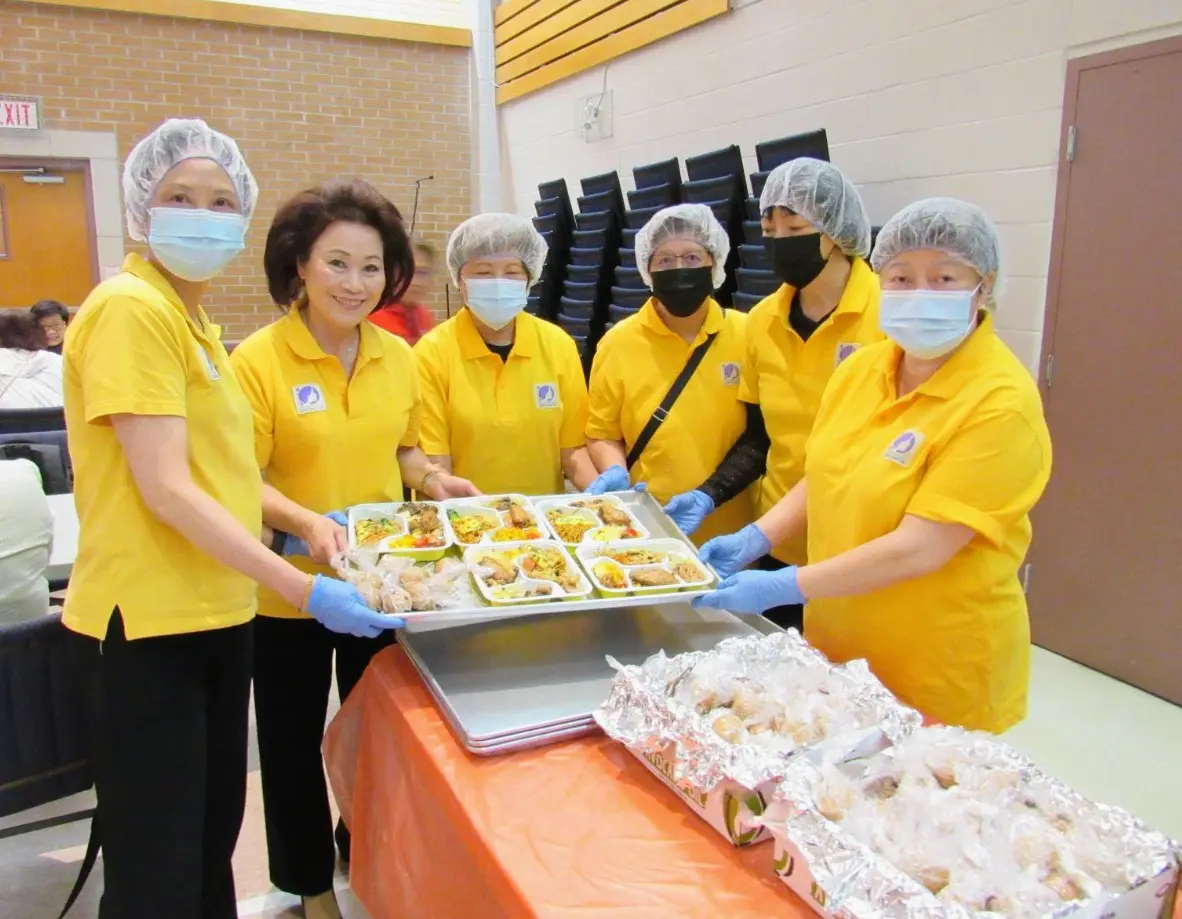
top-left (420, 469), bottom-right (439, 494)
top-left (300, 575), bottom-right (316, 612)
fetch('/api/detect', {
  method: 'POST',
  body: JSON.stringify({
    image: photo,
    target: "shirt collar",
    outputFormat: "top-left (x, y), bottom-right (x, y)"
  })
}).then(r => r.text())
top-left (778, 257), bottom-right (877, 329)
top-left (456, 307), bottom-right (537, 360)
top-left (638, 297), bottom-right (725, 346)
top-left (277, 307), bottom-right (385, 367)
top-left (877, 314), bottom-right (999, 402)
top-left (123, 253), bottom-right (219, 341)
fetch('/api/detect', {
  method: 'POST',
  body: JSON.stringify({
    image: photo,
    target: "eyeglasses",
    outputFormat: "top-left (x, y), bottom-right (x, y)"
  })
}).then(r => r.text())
top-left (651, 251), bottom-right (709, 272)
top-left (40, 321), bottom-right (67, 332)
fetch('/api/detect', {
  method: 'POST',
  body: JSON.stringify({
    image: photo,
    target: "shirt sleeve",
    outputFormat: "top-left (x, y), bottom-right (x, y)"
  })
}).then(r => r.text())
top-left (80, 295), bottom-right (189, 423)
top-left (400, 347), bottom-right (423, 449)
top-left (585, 337), bottom-right (623, 442)
top-left (413, 338), bottom-right (451, 457)
top-left (907, 408), bottom-right (1052, 548)
top-left (228, 343), bottom-right (275, 471)
top-left (558, 337), bottom-right (589, 450)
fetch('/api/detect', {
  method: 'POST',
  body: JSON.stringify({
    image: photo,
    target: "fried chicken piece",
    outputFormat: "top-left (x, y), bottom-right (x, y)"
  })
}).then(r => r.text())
top-left (630, 568), bottom-right (677, 587)
top-left (599, 504), bottom-right (632, 527)
top-left (508, 504), bottom-right (534, 527)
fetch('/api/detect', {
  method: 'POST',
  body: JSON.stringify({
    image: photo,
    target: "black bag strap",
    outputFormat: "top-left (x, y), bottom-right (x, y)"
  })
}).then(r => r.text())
top-left (58, 813), bottom-right (100, 918)
top-left (626, 332), bottom-right (719, 469)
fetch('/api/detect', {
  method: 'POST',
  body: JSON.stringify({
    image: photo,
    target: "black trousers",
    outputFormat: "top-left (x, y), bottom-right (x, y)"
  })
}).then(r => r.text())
top-left (756, 555), bottom-right (805, 633)
top-left (253, 615), bottom-right (396, 896)
top-left (73, 611), bottom-right (253, 919)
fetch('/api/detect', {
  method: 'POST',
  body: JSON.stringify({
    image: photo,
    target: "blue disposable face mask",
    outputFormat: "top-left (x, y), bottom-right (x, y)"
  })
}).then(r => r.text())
top-left (147, 207), bottom-right (247, 282)
top-left (464, 277), bottom-right (529, 330)
top-left (879, 287), bottom-right (979, 359)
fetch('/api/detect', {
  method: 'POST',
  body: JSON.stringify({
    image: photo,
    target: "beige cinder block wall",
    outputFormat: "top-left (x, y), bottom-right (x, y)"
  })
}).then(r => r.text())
top-left (0, 0), bottom-right (472, 338)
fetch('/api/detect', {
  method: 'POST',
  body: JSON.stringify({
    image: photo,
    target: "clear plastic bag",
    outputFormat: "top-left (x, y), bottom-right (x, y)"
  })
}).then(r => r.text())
top-left (330, 549), bottom-right (480, 614)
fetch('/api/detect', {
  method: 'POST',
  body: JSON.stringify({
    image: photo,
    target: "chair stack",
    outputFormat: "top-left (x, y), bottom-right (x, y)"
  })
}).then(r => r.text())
top-left (681, 144), bottom-right (747, 308)
top-left (735, 129), bottom-right (832, 312)
top-left (559, 171), bottom-right (625, 369)
top-left (530, 178), bottom-right (575, 321)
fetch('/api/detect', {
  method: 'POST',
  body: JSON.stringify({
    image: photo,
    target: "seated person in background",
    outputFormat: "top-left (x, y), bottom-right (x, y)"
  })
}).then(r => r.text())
top-left (31, 299), bottom-right (71, 354)
top-left (0, 458), bottom-right (54, 625)
top-left (369, 239), bottom-right (438, 345)
top-left (0, 310), bottom-right (64, 409)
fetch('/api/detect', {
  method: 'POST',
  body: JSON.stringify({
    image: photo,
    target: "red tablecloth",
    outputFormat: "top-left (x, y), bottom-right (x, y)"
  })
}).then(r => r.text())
top-left (323, 646), bottom-right (810, 919)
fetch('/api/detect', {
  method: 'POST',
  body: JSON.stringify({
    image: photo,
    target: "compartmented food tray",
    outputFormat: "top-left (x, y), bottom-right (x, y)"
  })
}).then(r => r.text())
top-left (464, 541), bottom-right (593, 605)
top-left (442, 494), bottom-right (549, 546)
top-left (577, 538), bottom-right (716, 596)
top-left (536, 495), bottom-right (650, 547)
top-left (347, 501), bottom-right (452, 560)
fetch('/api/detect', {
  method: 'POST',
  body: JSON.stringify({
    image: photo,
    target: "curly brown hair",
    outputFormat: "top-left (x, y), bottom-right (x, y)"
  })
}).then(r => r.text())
top-left (264, 179), bottom-right (414, 310)
top-left (0, 310), bottom-right (49, 351)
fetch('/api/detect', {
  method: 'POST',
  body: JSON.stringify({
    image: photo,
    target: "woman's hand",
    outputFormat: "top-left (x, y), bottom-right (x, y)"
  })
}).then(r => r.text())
top-left (287, 511), bottom-right (349, 565)
top-left (697, 523), bottom-right (771, 579)
top-left (693, 567), bottom-right (804, 615)
top-left (423, 473), bottom-right (481, 500)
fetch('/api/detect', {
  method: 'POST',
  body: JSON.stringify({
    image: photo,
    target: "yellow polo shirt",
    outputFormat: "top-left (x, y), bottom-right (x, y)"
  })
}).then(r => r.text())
top-left (231, 310), bottom-right (422, 619)
top-left (414, 309), bottom-right (588, 496)
top-left (803, 317), bottom-right (1052, 732)
top-left (587, 298), bottom-right (753, 544)
top-left (62, 253), bottom-right (260, 640)
top-left (740, 258), bottom-right (883, 563)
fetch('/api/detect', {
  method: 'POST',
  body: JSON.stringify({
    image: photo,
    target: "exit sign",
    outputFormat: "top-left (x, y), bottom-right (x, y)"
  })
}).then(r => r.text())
top-left (0, 96), bottom-right (41, 131)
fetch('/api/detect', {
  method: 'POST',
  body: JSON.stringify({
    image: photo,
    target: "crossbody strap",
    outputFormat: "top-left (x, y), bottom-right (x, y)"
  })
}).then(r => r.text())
top-left (626, 332), bottom-right (719, 470)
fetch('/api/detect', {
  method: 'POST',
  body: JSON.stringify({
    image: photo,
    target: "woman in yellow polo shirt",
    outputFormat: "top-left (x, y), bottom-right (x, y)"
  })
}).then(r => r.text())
top-left (62, 120), bottom-right (398, 919)
top-left (585, 204), bottom-right (751, 543)
top-left (230, 180), bottom-right (478, 919)
top-left (662, 158), bottom-right (882, 630)
top-left (415, 214), bottom-right (596, 494)
top-left (697, 198), bottom-right (1052, 732)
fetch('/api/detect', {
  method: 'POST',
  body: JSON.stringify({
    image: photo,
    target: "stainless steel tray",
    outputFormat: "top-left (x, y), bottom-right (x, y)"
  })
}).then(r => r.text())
top-left (400, 490), bottom-right (714, 626)
top-left (399, 603), bottom-right (775, 754)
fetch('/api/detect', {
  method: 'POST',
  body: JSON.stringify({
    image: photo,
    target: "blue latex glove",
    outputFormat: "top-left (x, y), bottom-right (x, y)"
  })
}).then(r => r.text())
top-left (693, 566), bottom-right (805, 615)
top-left (585, 465), bottom-right (630, 495)
top-left (698, 524), bottom-right (772, 579)
top-left (662, 490), bottom-right (715, 535)
top-left (282, 511), bottom-right (348, 557)
top-left (305, 575), bottom-right (405, 637)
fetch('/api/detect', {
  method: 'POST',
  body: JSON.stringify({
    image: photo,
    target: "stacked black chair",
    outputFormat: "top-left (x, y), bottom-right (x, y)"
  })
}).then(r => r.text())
top-left (531, 179), bottom-right (576, 321)
top-left (869, 225), bottom-right (882, 260)
top-left (556, 171), bottom-right (625, 370)
top-left (682, 144), bottom-right (747, 306)
top-left (734, 129), bottom-right (831, 308)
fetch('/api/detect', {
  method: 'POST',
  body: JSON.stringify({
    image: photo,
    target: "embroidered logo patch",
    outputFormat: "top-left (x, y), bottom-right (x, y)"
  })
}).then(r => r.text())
top-left (534, 382), bottom-right (559, 409)
top-left (883, 430), bottom-right (925, 466)
top-left (293, 383), bottom-right (327, 414)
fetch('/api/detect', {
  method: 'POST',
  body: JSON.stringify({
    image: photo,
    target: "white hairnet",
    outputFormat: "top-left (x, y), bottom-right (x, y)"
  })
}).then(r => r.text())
top-left (122, 118), bottom-right (258, 242)
top-left (759, 157), bottom-right (871, 258)
top-left (446, 213), bottom-right (548, 288)
top-left (870, 197), bottom-right (1003, 308)
top-left (634, 203), bottom-right (731, 289)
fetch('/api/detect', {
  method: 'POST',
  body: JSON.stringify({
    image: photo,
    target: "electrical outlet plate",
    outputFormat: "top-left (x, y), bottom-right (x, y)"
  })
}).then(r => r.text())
top-left (577, 89), bottom-right (613, 142)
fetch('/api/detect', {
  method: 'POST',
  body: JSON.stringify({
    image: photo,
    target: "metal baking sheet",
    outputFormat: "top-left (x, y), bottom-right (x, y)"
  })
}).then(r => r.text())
top-left (399, 603), bottom-right (777, 750)
top-left (400, 490), bottom-right (714, 626)
top-left (465, 722), bottom-right (599, 757)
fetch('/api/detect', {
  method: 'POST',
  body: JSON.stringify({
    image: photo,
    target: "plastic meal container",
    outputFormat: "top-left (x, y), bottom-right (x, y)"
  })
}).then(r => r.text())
top-left (442, 494), bottom-right (549, 546)
top-left (347, 501), bottom-right (453, 561)
top-left (535, 496), bottom-right (650, 548)
top-left (463, 541), bottom-right (593, 605)
top-left (576, 538), bottom-right (716, 597)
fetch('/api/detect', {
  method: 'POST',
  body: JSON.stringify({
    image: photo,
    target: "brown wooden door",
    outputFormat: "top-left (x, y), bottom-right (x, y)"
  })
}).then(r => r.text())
top-left (1030, 37), bottom-right (1182, 704)
top-left (0, 166), bottom-right (96, 309)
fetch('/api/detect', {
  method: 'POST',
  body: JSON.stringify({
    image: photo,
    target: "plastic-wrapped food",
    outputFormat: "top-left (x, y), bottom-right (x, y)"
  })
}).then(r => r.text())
top-left (764, 726), bottom-right (1180, 919)
top-left (330, 549), bottom-right (479, 613)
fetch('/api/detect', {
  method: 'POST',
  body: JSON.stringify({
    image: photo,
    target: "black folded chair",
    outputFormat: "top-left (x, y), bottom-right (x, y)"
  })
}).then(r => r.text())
top-left (627, 183), bottom-right (678, 210)
top-left (738, 243), bottom-right (769, 270)
top-left (704, 199), bottom-right (735, 225)
top-left (681, 175), bottom-right (739, 205)
top-left (732, 291), bottom-right (765, 313)
top-left (617, 248), bottom-right (637, 267)
top-left (621, 228), bottom-right (639, 247)
top-left (737, 267), bottom-right (780, 297)
top-left (532, 213), bottom-right (558, 235)
top-left (565, 264), bottom-right (600, 283)
top-left (574, 211), bottom-right (617, 233)
top-left (580, 170), bottom-right (622, 198)
top-left (557, 314), bottom-right (593, 338)
top-left (613, 266), bottom-right (646, 290)
top-left (535, 197), bottom-right (564, 219)
top-left (869, 225), bottom-right (882, 259)
top-left (571, 228), bottom-right (608, 250)
top-left (685, 144), bottom-right (744, 183)
top-left (569, 247), bottom-right (605, 267)
top-left (750, 170), bottom-right (771, 198)
top-left (746, 198), bottom-right (762, 221)
top-left (0, 429), bottom-right (72, 495)
top-left (743, 221), bottom-right (764, 245)
top-left (558, 298), bottom-right (595, 320)
top-left (526, 295), bottom-right (542, 316)
top-left (610, 286), bottom-right (649, 309)
top-left (0, 407), bottom-right (66, 436)
top-left (562, 280), bottom-right (599, 302)
top-left (755, 128), bottom-right (830, 171)
top-left (577, 190), bottom-right (623, 220)
top-left (633, 158), bottom-right (681, 191)
top-left (626, 206), bottom-right (661, 230)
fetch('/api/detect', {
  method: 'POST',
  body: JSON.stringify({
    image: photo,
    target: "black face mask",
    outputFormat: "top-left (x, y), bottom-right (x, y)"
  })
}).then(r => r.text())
top-left (765, 233), bottom-right (830, 289)
top-left (650, 266), bottom-right (714, 318)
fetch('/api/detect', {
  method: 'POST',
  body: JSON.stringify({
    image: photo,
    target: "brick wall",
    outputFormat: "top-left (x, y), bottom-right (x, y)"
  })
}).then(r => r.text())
top-left (0, 0), bottom-right (472, 339)
top-left (207, 0), bottom-right (471, 29)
